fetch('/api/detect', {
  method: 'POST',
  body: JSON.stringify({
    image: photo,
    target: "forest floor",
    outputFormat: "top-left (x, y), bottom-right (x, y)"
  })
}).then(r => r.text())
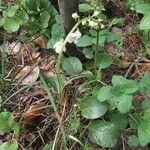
top-left (0, 0), bottom-right (150, 150)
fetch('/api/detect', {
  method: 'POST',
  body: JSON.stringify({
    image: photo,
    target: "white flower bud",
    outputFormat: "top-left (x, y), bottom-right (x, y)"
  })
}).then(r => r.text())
top-left (72, 12), bottom-right (79, 19)
top-left (101, 24), bottom-right (105, 29)
top-left (53, 39), bottom-right (66, 53)
top-left (92, 10), bottom-right (100, 17)
top-left (82, 20), bottom-right (87, 26)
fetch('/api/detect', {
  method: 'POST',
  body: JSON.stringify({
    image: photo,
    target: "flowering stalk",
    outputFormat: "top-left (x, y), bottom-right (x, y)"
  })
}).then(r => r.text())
top-left (56, 20), bottom-right (82, 101)
top-left (94, 30), bottom-right (100, 72)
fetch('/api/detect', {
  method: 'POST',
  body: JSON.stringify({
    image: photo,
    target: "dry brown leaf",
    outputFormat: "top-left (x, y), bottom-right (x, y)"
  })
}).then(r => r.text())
top-left (15, 66), bottom-right (40, 84)
top-left (134, 63), bottom-right (150, 76)
top-left (8, 42), bottom-right (22, 54)
top-left (22, 99), bottom-right (47, 121)
top-left (15, 66), bottom-right (31, 80)
top-left (30, 35), bottom-right (47, 49)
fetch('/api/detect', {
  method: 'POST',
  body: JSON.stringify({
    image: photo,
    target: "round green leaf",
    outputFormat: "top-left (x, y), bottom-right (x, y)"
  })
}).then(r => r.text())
top-left (79, 3), bottom-right (92, 12)
top-left (97, 53), bottom-right (112, 69)
top-left (3, 17), bottom-right (20, 32)
top-left (112, 76), bottom-right (138, 94)
top-left (97, 86), bottom-right (111, 102)
top-left (80, 96), bottom-right (108, 119)
top-left (88, 120), bottom-right (119, 148)
top-left (62, 57), bottom-right (83, 75)
top-left (114, 94), bottom-right (133, 114)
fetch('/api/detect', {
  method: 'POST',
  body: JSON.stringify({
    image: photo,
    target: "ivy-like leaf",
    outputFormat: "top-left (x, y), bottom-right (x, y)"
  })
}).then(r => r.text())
top-left (88, 120), bottom-right (119, 148)
top-left (80, 96), bottom-right (108, 119)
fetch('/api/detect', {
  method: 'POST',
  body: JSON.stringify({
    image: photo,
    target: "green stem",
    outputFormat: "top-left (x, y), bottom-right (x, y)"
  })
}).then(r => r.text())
top-left (94, 30), bottom-right (100, 73)
top-left (55, 20), bottom-right (82, 102)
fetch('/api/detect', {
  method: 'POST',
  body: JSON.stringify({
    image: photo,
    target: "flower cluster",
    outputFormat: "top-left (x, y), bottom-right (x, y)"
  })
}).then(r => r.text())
top-left (72, 11), bottom-right (104, 29)
top-left (67, 29), bottom-right (82, 44)
top-left (53, 29), bottom-right (82, 53)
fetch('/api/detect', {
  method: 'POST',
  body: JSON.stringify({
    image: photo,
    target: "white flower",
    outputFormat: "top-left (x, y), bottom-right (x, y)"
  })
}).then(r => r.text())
top-left (101, 24), bottom-right (105, 29)
top-left (53, 39), bottom-right (66, 53)
top-left (72, 12), bottom-right (79, 19)
top-left (88, 20), bottom-right (98, 28)
top-left (92, 10), bottom-right (100, 17)
top-left (67, 29), bottom-right (82, 44)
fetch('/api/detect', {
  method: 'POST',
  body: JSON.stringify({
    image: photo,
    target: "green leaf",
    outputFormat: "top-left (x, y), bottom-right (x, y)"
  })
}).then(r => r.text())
top-left (97, 86), bottom-right (111, 102)
top-left (79, 3), bottom-right (92, 12)
top-left (129, 113), bottom-right (141, 129)
top-left (76, 35), bottom-right (93, 47)
top-left (62, 57), bottom-right (82, 75)
top-left (139, 72), bottom-right (150, 93)
top-left (80, 96), bottom-right (108, 119)
top-left (43, 142), bottom-right (53, 150)
top-left (88, 120), bottom-right (119, 148)
top-left (142, 99), bottom-right (150, 110)
top-left (40, 11), bottom-right (50, 28)
top-left (128, 135), bottom-right (139, 147)
top-left (143, 109), bottom-right (150, 120)
top-left (110, 18), bottom-right (124, 26)
top-left (138, 120), bottom-right (150, 147)
top-left (140, 13), bottom-right (150, 30)
top-left (114, 94), bottom-right (133, 114)
top-left (135, 4), bottom-right (150, 14)
top-left (83, 48), bottom-right (94, 59)
top-left (0, 112), bottom-right (19, 134)
top-left (69, 116), bottom-right (80, 132)
top-left (112, 76), bottom-right (138, 94)
top-left (0, 18), bottom-right (5, 26)
top-left (110, 112), bottom-right (128, 130)
top-left (3, 17), bottom-right (20, 32)
top-left (0, 139), bottom-right (18, 150)
top-left (97, 53), bottom-right (112, 69)
top-left (7, 5), bottom-right (19, 17)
